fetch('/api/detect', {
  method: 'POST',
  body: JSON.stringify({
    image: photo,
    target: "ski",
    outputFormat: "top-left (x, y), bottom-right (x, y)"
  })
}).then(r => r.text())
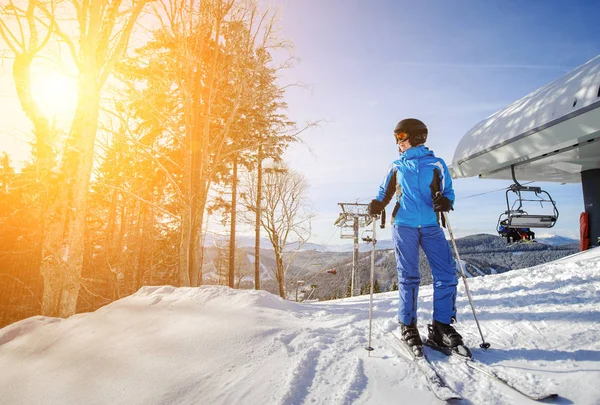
top-left (389, 331), bottom-right (462, 402)
top-left (424, 339), bottom-right (557, 401)
top-left (423, 336), bottom-right (472, 359)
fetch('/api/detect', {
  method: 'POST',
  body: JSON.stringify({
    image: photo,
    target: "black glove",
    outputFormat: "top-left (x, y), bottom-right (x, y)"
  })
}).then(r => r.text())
top-left (433, 194), bottom-right (453, 212)
top-left (367, 199), bottom-right (384, 216)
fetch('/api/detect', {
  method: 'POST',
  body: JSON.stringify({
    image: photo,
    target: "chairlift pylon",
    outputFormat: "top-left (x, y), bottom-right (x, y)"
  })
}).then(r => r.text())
top-left (496, 166), bottom-right (559, 240)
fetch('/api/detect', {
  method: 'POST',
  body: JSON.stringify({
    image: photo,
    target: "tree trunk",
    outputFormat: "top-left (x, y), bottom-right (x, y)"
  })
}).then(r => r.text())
top-left (40, 74), bottom-right (100, 317)
top-left (189, 223), bottom-right (203, 287)
top-left (228, 158), bottom-right (237, 288)
top-left (254, 146), bottom-right (262, 290)
top-left (189, 189), bottom-right (207, 287)
top-left (133, 203), bottom-right (146, 292)
top-left (275, 250), bottom-right (286, 299)
top-left (179, 141), bottom-right (193, 287)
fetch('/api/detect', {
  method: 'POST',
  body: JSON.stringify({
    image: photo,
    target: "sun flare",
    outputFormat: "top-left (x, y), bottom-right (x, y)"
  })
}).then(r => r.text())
top-left (31, 71), bottom-right (78, 118)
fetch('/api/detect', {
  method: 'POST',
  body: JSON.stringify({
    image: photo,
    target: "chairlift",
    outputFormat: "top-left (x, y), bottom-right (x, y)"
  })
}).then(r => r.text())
top-left (497, 217), bottom-right (537, 244)
top-left (496, 166), bottom-right (559, 241)
top-left (361, 229), bottom-right (374, 243)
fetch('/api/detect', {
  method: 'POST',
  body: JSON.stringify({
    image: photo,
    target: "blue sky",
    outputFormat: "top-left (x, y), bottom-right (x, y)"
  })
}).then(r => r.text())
top-left (273, 0), bottom-right (600, 244)
top-left (1, 1), bottom-right (598, 246)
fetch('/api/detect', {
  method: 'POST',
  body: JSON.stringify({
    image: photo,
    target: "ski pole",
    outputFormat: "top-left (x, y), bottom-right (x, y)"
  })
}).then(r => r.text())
top-left (365, 211), bottom-right (386, 354)
top-left (442, 211), bottom-right (491, 350)
top-left (366, 216), bottom-right (376, 354)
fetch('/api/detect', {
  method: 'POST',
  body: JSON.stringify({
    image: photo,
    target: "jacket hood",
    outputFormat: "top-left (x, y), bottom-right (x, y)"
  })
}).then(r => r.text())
top-left (399, 145), bottom-right (434, 160)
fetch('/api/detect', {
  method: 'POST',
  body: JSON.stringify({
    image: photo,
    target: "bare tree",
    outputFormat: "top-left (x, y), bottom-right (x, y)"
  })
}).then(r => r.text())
top-left (0, 1), bottom-right (54, 175)
top-left (132, 0), bottom-right (292, 288)
top-left (1, 0), bottom-right (151, 317)
top-left (241, 162), bottom-right (312, 298)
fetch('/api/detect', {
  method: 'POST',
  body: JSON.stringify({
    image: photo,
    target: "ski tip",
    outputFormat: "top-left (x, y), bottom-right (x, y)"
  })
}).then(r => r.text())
top-left (533, 393), bottom-right (559, 401)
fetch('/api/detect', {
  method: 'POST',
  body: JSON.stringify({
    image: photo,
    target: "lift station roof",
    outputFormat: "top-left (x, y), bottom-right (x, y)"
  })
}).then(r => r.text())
top-left (450, 55), bottom-right (600, 183)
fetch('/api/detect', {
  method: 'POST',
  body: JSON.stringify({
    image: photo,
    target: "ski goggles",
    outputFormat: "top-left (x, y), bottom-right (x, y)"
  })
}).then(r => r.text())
top-left (395, 131), bottom-right (409, 143)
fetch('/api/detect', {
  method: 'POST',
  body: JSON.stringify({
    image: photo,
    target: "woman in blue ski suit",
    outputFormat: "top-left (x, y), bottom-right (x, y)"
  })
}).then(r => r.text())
top-left (368, 118), bottom-right (464, 351)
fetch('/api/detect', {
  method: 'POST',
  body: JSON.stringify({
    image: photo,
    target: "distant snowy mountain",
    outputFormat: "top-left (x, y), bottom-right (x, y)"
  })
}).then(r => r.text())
top-left (204, 233), bottom-right (271, 248)
top-left (282, 239), bottom-right (395, 253)
top-left (208, 234), bottom-right (391, 253)
top-left (284, 234), bottom-right (578, 252)
top-left (534, 235), bottom-right (578, 246)
top-left (206, 233), bottom-right (579, 258)
top-left (205, 234), bottom-right (345, 252)
top-left (293, 233), bottom-right (580, 301)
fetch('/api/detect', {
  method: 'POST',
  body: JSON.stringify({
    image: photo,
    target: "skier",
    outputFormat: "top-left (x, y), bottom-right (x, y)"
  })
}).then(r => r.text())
top-left (368, 118), bottom-right (465, 356)
top-left (498, 219), bottom-right (536, 243)
top-left (498, 219), bottom-right (522, 243)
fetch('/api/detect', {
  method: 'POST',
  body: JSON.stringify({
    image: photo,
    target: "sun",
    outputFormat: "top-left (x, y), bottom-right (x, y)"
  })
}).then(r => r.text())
top-left (31, 71), bottom-right (78, 118)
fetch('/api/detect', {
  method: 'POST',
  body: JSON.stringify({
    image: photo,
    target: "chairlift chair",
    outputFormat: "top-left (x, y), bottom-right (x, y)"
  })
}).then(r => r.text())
top-left (496, 166), bottom-right (559, 241)
top-left (361, 229), bottom-right (374, 243)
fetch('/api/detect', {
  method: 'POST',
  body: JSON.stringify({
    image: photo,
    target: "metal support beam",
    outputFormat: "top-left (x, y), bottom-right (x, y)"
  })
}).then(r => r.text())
top-left (582, 169), bottom-right (600, 248)
top-left (352, 217), bottom-right (359, 296)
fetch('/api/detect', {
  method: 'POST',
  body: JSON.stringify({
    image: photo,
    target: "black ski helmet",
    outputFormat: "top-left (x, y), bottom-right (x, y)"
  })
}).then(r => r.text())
top-left (393, 118), bottom-right (428, 146)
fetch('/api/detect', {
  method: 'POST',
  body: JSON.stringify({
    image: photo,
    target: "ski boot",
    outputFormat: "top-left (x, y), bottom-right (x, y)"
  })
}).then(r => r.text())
top-left (426, 320), bottom-right (472, 358)
top-left (400, 322), bottom-right (424, 358)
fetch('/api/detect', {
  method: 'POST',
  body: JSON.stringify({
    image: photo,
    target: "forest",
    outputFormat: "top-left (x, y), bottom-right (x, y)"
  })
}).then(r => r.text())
top-left (0, 0), bottom-right (314, 328)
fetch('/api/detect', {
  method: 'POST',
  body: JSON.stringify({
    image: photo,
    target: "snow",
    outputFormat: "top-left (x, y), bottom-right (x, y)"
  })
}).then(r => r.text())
top-left (470, 263), bottom-right (487, 276)
top-left (457, 259), bottom-right (473, 278)
top-left (246, 253), bottom-right (273, 280)
top-left (374, 254), bottom-right (388, 266)
top-left (2, 249), bottom-right (600, 405)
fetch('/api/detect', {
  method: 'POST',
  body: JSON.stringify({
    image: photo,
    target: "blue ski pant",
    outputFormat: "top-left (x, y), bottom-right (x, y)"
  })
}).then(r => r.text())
top-left (392, 225), bottom-right (458, 325)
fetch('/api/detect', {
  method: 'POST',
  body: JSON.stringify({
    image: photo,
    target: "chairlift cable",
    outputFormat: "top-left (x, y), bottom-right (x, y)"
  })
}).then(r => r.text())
top-left (459, 181), bottom-right (535, 200)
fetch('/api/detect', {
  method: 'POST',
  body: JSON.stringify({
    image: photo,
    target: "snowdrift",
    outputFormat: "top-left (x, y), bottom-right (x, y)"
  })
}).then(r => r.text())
top-left (1, 248), bottom-right (600, 405)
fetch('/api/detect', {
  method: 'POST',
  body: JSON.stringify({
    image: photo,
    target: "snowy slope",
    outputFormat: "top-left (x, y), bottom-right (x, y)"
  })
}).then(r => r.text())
top-left (1, 249), bottom-right (600, 405)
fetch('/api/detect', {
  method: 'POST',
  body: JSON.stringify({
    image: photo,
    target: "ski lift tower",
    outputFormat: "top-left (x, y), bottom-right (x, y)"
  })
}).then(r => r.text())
top-left (334, 203), bottom-right (373, 297)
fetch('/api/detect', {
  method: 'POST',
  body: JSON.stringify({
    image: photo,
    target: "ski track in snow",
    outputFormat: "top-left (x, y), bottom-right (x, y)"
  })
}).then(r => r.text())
top-left (276, 306), bottom-right (373, 405)
top-left (1, 249), bottom-right (600, 404)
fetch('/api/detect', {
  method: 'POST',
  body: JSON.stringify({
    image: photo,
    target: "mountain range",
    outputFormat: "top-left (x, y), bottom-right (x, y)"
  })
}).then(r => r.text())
top-left (210, 233), bottom-right (578, 252)
top-left (200, 233), bottom-right (580, 302)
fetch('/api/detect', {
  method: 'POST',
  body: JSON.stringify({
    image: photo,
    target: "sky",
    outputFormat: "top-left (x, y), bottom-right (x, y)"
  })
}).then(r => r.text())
top-left (2, 246), bottom-right (599, 404)
top-left (1, 1), bottom-right (600, 246)
top-left (271, 0), bottom-right (600, 245)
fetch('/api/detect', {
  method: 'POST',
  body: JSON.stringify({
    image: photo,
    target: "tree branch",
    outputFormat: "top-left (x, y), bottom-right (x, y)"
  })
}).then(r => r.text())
top-left (0, 273), bottom-right (40, 301)
top-left (8, 0), bottom-right (26, 49)
top-left (0, 5), bottom-right (24, 53)
top-left (99, 0), bottom-right (148, 86)
top-left (36, 1), bottom-right (82, 68)
top-left (95, 182), bottom-right (178, 219)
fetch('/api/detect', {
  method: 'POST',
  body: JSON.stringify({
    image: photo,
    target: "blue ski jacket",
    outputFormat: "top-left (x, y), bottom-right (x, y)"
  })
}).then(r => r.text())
top-left (375, 145), bottom-right (455, 228)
